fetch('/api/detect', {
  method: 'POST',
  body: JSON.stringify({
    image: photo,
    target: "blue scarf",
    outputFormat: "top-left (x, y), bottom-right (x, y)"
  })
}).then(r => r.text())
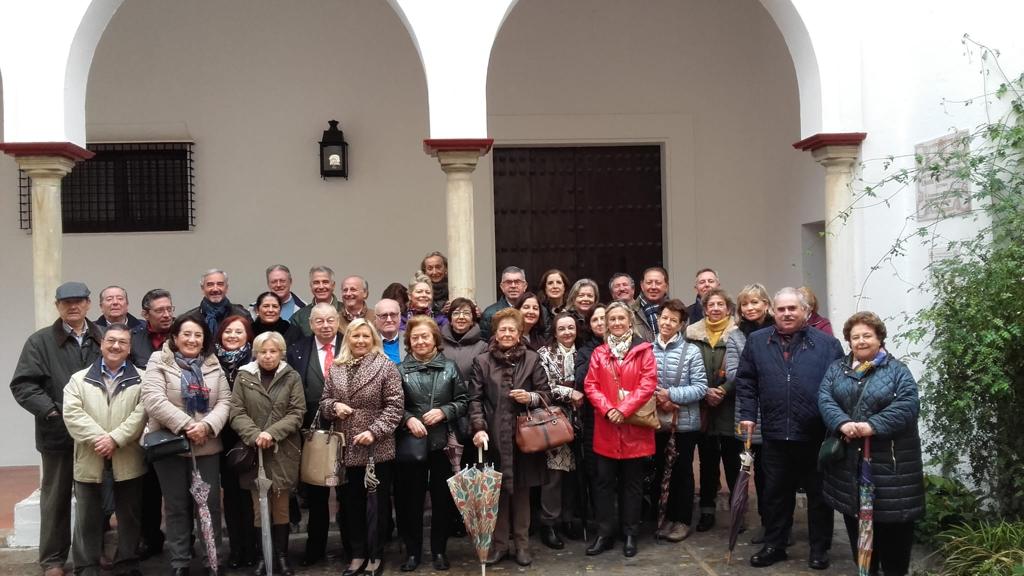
top-left (853, 349), bottom-right (887, 375)
top-left (174, 352), bottom-right (209, 416)
top-left (199, 298), bottom-right (232, 335)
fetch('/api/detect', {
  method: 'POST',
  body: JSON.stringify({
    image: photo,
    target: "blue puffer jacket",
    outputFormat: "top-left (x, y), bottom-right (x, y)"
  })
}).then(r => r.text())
top-left (735, 326), bottom-right (844, 442)
top-left (818, 354), bottom-right (925, 522)
top-left (652, 335), bottom-right (707, 432)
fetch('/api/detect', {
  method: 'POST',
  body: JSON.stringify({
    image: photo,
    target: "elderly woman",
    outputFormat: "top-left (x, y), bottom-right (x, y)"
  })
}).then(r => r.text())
top-left (799, 286), bottom-right (833, 336)
top-left (687, 288), bottom-right (740, 532)
top-left (319, 319), bottom-right (404, 576)
top-left (725, 283), bottom-right (774, 543)
top-left (536, 312), bottom-right (587, 548)
top-left (469, 308), bottom-right (551, 567)
top-left (538, 269), bottom-right (570, 317)
top-left (402, 274), bottom-right (449, 331)
top-left (440, 297), bottom-right (488, 379)
top-left (566, 278), bottom-right (599, 330)
top-left (420, 251), bottom-right (449, 315)
top-left (252, 292), bottom-right (301, 343)
top-left (395, 316), bottom-right (468, 572)
top-left (214, 314), bottom-right (257, 568)
top-left (229, 331), bottom-right (305, 576)
top-left (141, 314), bottom-right (232, 576)
top-left (583, 302), bottom-right (657, 558)
top-left (819, 312), bottom-right (923, 576)
top-left (514, 292), bottom-right (548, 351)
top-left (651, 299), bottom-right (707, 542)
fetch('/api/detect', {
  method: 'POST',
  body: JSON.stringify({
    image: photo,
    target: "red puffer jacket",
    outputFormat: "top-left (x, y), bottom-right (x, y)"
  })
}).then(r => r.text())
top-left (584, 339), bottom-right (657, 459)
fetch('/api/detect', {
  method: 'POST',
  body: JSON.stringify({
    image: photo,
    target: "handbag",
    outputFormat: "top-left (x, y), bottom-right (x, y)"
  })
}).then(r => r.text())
top-left (395, 432), bottom-right (430, 463)
top-left (142, 429), bottom-right (190, 463)
top-left (300, 408), bottom-right (346, 486)
top-left (516, 396), bottom-right (575, 454)
top-left (610, 360), bottom-right (659, 429)
top-left (227, 378), bottom-right (287, 476)
top-left (817, 379), bottom-right (870, 471)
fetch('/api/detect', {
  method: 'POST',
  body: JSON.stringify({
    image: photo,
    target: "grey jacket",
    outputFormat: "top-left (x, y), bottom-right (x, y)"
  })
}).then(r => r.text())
top-left (652, 335), bottom-right (707, 432)
top-left (725, 330), bottom-right (763, 445)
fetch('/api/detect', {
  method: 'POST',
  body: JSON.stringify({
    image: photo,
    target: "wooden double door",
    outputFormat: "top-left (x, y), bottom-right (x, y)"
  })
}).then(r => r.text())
top-left (492, 145), bottom-right (663, 303)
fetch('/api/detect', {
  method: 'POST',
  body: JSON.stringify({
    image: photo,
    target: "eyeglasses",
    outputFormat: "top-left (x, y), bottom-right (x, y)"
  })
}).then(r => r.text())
top-left (375, 312), bottom-right (400, 320)
top-left (102, 337), bottom-right (130, 347)
top-left (501, 279), bottom-right (526, 286)
top-left (147, 306), bottom-right (175, 315)
top-left (451, 310), bottom-right (474, 319)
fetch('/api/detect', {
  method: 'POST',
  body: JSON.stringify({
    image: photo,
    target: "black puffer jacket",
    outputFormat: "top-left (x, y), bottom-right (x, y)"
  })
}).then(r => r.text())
top-left (397, 352), bottom-right (468, 451)
top-left (818, 354), bottom-right (925, 523)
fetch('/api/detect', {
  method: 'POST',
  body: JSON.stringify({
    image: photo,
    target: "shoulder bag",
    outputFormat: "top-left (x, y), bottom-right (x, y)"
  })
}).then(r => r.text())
top-left (611, 359), bottom-right (659, 429)
top-left (226, 378), bottom-right (288, 478)
top-left (396, 367), bottom-right (443, 464)
top-left (817, 377), bottom-right (870, 471)
top-left (142, 429), bottom-right (190, 463)
top-left (301, 408), bottom-right (347, 486)
top-left (516, 395), bottom-right (575, 454)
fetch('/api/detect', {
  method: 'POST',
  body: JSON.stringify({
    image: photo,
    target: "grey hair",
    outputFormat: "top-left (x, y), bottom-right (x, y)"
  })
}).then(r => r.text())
top-left (309, 266), bottom-right (335, 281)
top-left (200, 268), bottom-right (227, 284)
top-left (266, 264), bottom-right (292, 280)
top-left (309, 302), bottom-right (340, 323)
top-left (253, 331), bottom-right (287, 354)
top-left (99, 285), bottom-right (128, 301)
top-left (604, 301), bottom-right (634, 326)
top-left (500, 266), bottom-right (527, 282)
top-left (773, 286), bottom-right (811, 311)
top-left (566, 278), bottom-right (600, 313)
top-left (344, 275), bottom-right (369, 293)
top-left (608, 272), bottom-right (635, 290)
top-left (408, 272), bottom-right (432, 294)
top-left (141, 289), bottom-right (172, 311)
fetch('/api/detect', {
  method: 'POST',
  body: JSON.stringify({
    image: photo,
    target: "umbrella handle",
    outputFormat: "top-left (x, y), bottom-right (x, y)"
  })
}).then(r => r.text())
top-left (744, 427), bottom-right (752, 451)
top-left (863, 436), bottom-right (871, 459)
top-left (478, 438), bottom-right (488, 464)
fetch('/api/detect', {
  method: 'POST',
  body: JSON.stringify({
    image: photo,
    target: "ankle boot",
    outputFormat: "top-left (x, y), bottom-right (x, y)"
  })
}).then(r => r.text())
top-left (273, 524), bottom-right (294, 576)
top-left (254, 528), bottom-right (271, 576)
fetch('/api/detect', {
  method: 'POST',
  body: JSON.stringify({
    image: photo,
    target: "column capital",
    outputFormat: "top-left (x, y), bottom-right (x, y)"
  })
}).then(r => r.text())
top-left (13, 155), bottom-right (78, 178)
top-left (423, 138), bottom-right (493, 157)
top-left (793, 132), bottom-right (866, 169)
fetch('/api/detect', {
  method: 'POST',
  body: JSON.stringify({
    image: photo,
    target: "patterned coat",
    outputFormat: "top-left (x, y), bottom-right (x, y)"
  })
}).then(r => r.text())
top-left (319, 351), bottom-right (404, 467)
top-left (537, 344), bottom-right (577, 471)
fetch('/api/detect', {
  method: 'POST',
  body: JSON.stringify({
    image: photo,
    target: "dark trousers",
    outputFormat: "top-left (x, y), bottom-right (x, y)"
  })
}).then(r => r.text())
top-left (395, 450), bottom-right (454, 558)
top-left (698, 433), bottom-right (742, 513)
top-left (843, 514), bottom-right (914, 576)
top-left (72, 476), bottom-right (142, 576)
top-left (492, 485), bottom-right (532, 554)
top-left (153, 454), bottom-right (223, 569)
top-left (139, 465), bottom-right (165, 548)
top-left (39, 450), bottom-right (74, 570)
top-left (540, 468), bottom-right (579, 526)
top-left (751, 444), bottom-right (766, 525)
top-left (654, 431), bottom-right (700, 525)
top-left (342, 462), bottom-right (393, 561)
top-left (220, 458), bottom-right (256, 561)
top-left (761, 439), bottom-right (833, 554)
top-left (593, 454), bottom-right (646, 538)
top-left (304, 482), bottom-right (346, 559)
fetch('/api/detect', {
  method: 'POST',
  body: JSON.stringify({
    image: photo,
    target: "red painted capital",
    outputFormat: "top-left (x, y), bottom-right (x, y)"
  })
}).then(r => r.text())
top-left (0, 142), bottom-right (95, 161)
top-left (423, 138), bottom-right (494, 157)
top-left (792, 132), bottom-right (867, 152)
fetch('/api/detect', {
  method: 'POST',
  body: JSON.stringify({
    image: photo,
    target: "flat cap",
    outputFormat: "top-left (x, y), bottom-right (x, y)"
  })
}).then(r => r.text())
top-left (55, 281), bottom-right (91, 301)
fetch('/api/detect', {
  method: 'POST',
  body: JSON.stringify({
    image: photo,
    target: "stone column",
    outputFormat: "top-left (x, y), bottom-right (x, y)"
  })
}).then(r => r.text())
top-left (424, 139), bottom-right (493, 302)
top-left (0, 143), bottom-right (93, 329)
top-left (794, 133), bottom-right (866, 325)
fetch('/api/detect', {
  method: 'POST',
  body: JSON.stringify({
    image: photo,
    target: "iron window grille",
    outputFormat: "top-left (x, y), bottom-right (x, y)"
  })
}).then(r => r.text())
top-left (18, 141), bottom-right (195, 233)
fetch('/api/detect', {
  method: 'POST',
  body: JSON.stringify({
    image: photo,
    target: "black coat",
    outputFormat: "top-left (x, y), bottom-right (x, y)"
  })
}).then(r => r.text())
top-left (287, 334), bottom-right (342, 427)
top-left (396, 353), bottom-right (468, 450)
top-left (818, 354), bottom-right (925, 523)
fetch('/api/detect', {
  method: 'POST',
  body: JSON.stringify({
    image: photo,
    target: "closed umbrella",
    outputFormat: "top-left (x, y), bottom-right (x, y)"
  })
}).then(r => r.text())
top-left (726, 429), bottom-right (754, 563)
top-left (858, 437), bottom-right (875, 576)
top-left (444, 431), bottom-right (464, 475)
top-left (447, 441), bottom-right (502, 576)
top-left (256, 448), bottom-right (274, 575)
top-left (364, 456), bottom-right (381, 560)
top-left (188, 446), bottom-right (220, 574)
top-left (656, 411), bottom-right (679, 541)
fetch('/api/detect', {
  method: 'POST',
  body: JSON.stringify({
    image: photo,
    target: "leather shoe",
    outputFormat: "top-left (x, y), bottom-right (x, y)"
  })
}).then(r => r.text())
top-left (399, 555), bottom-right (420, 572)
top-left (562, 521), bottom-right (583, 540)
top-left (808, 555), bottom-right (831, 570)
top-left (623, 535), bottom-right (638, 557)
top-left (300, 552), bottom-right (324, 567)
top-left (432, 554), bottom-right (450, 571)
top-left (367, 560), bottom-right (385, 576)
top-left (514, 548), bottom-right (532, 566)
top-left (585, 536), bottom-right (614, 556)
top-left (749, 546), bottom-right (788, 567)
top-left (540, 526), bottom-right (565, 550)
top-left (696, 512), bottom-right (715, 532)
top-left (484, 549), bottom-right (507, 566)
top-left (137, 539), bottom-right (164, 560)
top-left (342, 559), bottom-right (368, 576)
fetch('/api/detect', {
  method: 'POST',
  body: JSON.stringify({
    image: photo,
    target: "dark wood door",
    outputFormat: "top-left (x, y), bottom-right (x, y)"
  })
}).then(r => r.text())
top-left (492, 145), bottom-right (663, 303)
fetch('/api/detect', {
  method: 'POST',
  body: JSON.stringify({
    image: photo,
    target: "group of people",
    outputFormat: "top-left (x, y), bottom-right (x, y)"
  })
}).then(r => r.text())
top-left (10, 253), bottom-right (925, 576)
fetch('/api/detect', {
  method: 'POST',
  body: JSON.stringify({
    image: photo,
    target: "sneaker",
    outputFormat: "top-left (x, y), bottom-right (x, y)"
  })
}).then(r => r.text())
top-left (665, 523), bottom-right (690, 542)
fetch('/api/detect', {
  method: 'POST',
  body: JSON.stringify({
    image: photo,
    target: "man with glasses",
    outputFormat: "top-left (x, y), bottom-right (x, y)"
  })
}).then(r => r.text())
top-left (480, 266), bottom-right (527, 341)
top-left (94, 286), bottom-right (143, 330)
top-left (373, 299), bottom-right (404, 363)
top-left (11, 282), bottom-right (104, 576)
top-left (255, 264), bottom-right (306, 321)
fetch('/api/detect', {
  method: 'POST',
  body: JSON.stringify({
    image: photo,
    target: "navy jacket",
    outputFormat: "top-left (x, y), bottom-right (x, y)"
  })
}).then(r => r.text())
top-left (735, 325), bottom-right (843, 442)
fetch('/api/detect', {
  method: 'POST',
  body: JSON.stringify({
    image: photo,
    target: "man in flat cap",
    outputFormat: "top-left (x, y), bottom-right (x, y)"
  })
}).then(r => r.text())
top-left (11, 282), bottom-right (104, 576)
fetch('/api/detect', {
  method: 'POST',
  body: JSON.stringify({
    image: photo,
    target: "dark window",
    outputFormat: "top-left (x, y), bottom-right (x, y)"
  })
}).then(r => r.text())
top-left (19, 142), bottom-right (195, 233)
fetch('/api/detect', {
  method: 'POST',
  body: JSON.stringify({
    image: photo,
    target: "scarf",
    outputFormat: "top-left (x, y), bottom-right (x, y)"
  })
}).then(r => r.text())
top-left (853, 349), bottom-right (888, 375)
top-left (606, 330), bottom-right (634, 360)
top-left (431, 280), bottom-right (449, 315)
top-left (705, 316), bottom-right (730, 348)
top-left (174, 352), bottom-right (209, 416)
top-left (738, 314), bottom-right (775, 337)
top-left (489, 340), bottom-right (526, 366)
top-left (554, 342), bottom-right (576, 380)
top-left (215, 343), bottom-right (251, 389)
top-left (148, 325), bottom-right (169, 352)
top-left (199, 298), bottom-right (232, 335)
top-left (637, 296), bottom-right (661, 332)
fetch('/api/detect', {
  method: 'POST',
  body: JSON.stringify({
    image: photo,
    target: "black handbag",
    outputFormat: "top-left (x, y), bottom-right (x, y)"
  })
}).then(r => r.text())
top-left (395, 432), bottom-right (429, 464)
top-left (817, 435), bottom-right (845, 470)
top-left (142, 429), bottom-right (190, 463)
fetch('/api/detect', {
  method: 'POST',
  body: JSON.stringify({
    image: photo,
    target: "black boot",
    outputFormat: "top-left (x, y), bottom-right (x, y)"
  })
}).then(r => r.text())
top-left (273, 524), bottom-right (295, 576)
top-left (254, 528), bottom-right (270, 576)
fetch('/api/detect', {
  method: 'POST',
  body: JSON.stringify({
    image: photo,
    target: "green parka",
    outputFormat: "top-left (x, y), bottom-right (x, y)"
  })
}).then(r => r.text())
top-left (686, 318), bottom-right (739, 436)
top-left (397, 352), bottom-right (468, 451)
top-left (229, 361), bottom-right (306, 491)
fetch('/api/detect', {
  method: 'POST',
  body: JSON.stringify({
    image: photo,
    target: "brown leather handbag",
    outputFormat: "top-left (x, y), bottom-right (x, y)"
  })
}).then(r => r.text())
top-left (515, 396), bottom-right (575, 454)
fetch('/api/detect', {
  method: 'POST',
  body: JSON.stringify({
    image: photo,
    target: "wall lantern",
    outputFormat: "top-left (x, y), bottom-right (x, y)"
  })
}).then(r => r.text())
top-left (319, 120), bottom-right (348, 179)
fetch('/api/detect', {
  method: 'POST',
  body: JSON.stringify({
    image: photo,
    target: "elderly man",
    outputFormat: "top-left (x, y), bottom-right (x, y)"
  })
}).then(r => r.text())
top-left (479, 266), bottom-right (527, 341)
top-left (94, 286), bottom-right (143, 330)
top-left (420, 251), bottom-right (449, 314)
top-left (688, 268), bottom-right (720, 322)
top-left (628, 267), bottom-right (670, 341)
top-left (373, 299), bottom-right (404, 363)
top-left (258, 264), bottom-right (306, 321)
top-left (608, 272), bottom-right (636, 303)
top-left (286, 303), bottom-right (345, 566)
top-left (64, 323), bottom-right (147, 576)
top-left (290, 266), bottom-right (342, 338)
top-left (182, 269), bottom-right (250, 335)
top-left (339, 275), bottom-right (370, 334)
top-left (736, 287), bottom-right (844, 570)
top-left (11, 282), bottom-right (104, 576)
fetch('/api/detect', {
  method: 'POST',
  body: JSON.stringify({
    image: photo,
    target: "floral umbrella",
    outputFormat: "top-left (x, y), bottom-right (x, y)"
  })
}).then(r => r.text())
top-left (189, 447), bottom-right (219, 574)
top-left (858, 437), bottom-right (875, 576)
top-left (656, 412), bottom-right (679, 541)
top-left (447, 443), bottom-right (502, 576)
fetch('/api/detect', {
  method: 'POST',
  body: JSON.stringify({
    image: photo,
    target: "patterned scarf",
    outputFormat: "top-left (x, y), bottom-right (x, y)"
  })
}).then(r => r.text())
top-left (174, 352), bottom-right (209, 416)
top-left (199, 298), bottom-right (232, 335)
top-left (215, 342), bottom-right (251, 389)
top-left (853, 349), bottom-right (888, 375)
top-left (637, 296), bottom-right (661, 332)
top-left (606, 330), bottom-right (634, 360)
top-left (554, 342), bottom-right (576, 380)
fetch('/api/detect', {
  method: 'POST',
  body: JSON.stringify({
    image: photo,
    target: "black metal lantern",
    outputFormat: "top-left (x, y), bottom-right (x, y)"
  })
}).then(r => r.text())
top-left (319, 120), bottom-right (348, 179)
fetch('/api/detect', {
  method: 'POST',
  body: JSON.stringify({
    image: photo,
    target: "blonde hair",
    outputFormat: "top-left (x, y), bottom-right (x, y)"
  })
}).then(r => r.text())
top-left (252, 331), bottom-right (286, 354)
top-left (338, 318), bottom-right (385, 363)
top-left (737, 283), bottom-right (773, 316)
